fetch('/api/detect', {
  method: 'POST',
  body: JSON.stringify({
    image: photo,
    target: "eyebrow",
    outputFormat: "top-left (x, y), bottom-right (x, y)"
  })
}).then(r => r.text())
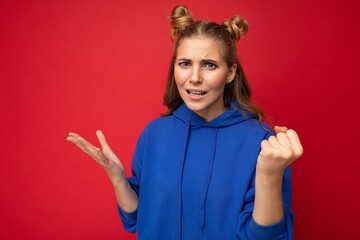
top-left (177, 58), bottom-right (220, 64)
top-left (202, 59), bottom-right (219, 64)
top-left (177, 58), bottom-right (192, 62)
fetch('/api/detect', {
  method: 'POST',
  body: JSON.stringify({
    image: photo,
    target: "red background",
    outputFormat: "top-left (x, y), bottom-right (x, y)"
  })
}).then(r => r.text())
top-left (1, 0), bottom-right (359, 239)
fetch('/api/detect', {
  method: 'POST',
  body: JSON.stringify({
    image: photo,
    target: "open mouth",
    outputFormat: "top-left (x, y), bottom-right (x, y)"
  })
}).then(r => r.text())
top-left (186, 90), bottom-right (207, 96)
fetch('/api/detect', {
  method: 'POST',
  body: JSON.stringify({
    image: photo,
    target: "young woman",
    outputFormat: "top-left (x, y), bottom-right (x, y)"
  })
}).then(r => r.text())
top-left (67, 6), bottom-right (303, 240)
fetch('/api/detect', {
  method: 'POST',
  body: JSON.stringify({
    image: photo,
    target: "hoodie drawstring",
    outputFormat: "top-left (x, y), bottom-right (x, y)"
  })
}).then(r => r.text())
top-left (200, 128), bottom-right (219, 232)
top-left (179, 118), bottom-right (191, 240)
top-left (179, 117), bottom-right (219, 236)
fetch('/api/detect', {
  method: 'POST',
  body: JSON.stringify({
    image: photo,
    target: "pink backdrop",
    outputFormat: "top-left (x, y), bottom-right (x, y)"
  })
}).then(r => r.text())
top-left (1, 0), bottom-right (359, 239)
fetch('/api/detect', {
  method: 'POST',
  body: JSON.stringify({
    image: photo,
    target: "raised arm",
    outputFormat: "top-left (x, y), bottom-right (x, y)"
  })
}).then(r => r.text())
top-left (253, 126), bottom-right (303, 226)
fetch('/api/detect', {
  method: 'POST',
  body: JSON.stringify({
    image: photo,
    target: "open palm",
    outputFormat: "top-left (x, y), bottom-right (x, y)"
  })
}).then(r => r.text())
top-left (67, 130), bottom-right (126, 184)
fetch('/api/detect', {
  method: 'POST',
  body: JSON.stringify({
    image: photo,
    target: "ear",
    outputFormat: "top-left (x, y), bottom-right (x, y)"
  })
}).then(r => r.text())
top-left (226, 63), bottom-right (237, 84)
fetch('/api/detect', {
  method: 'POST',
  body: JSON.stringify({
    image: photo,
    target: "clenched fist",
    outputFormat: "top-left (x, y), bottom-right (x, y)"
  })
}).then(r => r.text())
top-left (256, 126), bottom-right (303, 177)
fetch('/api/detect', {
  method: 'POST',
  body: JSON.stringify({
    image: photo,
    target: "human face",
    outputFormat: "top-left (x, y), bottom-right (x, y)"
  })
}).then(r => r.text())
top-left (174, 37), bottom-right (236, 122)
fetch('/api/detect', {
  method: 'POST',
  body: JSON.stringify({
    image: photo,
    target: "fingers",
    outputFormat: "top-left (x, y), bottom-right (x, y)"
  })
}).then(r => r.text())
top-left (271, 128), bottom-right (304, 159)
top-left (284, 129), bottom-right (300, 146)
top-left (268, 133), bottom-right (290, 148)
top-left (95, 147), bottom-right (110, 165)
top-left (67, 131), bottom-right (116, 170)
top-left (67, 132), bottom-right (98, 158)
top-left (265, 126), bottom-right (304, 155)
top-left (273, 126), bottom-right (298, 148)
top-left (96, 130), bottom-right (111, 150)
top-left (274, 126), bottom-right (288, 133)
top-left (102, 146), bottom-right (121, 164)
top-left (78, 136), bottom-right (99, 156)
top-left (276, 132), bottom-right (292, 148)
top-left (68, 132), bottom-right (80, 138)
top-left (260, 139), bottom-right (273, 154)
top-left (268, 136), bottom-right (281, 148)
top-left (273, 126), bottom-right (291, 148)
top-left (67, 133), bottom-right (88, 153)
top-left (95, 130), bottom-right (122, 164)
top-left (285, 129), bottom-right (304, 157)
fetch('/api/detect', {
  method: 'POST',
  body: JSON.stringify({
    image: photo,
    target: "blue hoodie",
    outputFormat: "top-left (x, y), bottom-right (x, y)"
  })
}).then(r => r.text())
top-left (118, 103), bottom-right (294, 240)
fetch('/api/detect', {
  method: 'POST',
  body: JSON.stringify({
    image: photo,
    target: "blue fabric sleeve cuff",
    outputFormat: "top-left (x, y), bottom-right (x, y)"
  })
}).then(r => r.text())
top-left (249, 215), bottom-right (286, 240)
top-left (117, 204), bottom-right (138, 223)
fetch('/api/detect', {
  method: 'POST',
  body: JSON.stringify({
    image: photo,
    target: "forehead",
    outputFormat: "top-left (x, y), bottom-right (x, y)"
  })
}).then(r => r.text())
top-left (176, 37), bottom-right (226, 60)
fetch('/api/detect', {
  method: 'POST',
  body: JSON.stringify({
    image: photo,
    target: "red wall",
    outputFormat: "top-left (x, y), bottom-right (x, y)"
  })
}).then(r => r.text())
top-left (1, 0), bottom-right (359, 239)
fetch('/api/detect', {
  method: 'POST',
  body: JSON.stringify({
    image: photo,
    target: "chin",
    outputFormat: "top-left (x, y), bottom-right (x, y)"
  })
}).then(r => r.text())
top-left (184, 100), bottom-right (211, 116)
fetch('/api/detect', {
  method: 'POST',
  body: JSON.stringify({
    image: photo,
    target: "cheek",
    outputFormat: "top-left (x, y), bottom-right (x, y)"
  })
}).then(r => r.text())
top-left (207, 73), bottom-right (227, 90)
top-left (174, 67), bottom-right (187, 86)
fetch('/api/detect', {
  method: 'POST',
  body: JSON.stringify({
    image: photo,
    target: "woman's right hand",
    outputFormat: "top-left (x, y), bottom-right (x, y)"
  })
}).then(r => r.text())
top-left (67, 130), bottom-right (126, 185)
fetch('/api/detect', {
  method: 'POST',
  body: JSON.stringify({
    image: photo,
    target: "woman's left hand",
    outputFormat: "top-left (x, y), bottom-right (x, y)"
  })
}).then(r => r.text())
top-left (256, 126), bottom-right (304, 178)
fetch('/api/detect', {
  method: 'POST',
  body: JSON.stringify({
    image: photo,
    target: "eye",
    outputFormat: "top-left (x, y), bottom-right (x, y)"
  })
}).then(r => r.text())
top-left (178, 61), bottom-right (190, 67)
top-left (204, 62), bottom-right (217, 69)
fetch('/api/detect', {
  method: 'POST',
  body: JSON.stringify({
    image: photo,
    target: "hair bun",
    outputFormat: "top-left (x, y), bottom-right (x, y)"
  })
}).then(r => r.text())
top-left (222, 16), bottom-right (248, 41)
top-left (170, 6), bottom-right (194, 40)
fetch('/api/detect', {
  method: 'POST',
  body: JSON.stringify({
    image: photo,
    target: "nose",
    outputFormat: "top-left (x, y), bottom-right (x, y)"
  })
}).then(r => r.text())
top-left (189, 66), bottom-right (202, 84)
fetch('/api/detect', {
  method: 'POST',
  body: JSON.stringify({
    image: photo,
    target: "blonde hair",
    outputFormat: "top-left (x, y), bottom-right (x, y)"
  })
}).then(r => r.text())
top-left (163, 6), bottom-right (263, 121)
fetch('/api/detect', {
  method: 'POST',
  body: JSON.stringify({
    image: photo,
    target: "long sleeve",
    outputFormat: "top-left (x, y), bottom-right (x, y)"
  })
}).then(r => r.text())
top-left (117, 129), bottom-right (147, 233)
top-left (237, 166), bottom-right (294, 240)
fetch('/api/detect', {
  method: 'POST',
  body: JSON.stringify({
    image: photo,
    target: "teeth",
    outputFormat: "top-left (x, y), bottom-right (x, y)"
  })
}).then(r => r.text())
top-left (188, 90), bottom-right (206, 96)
